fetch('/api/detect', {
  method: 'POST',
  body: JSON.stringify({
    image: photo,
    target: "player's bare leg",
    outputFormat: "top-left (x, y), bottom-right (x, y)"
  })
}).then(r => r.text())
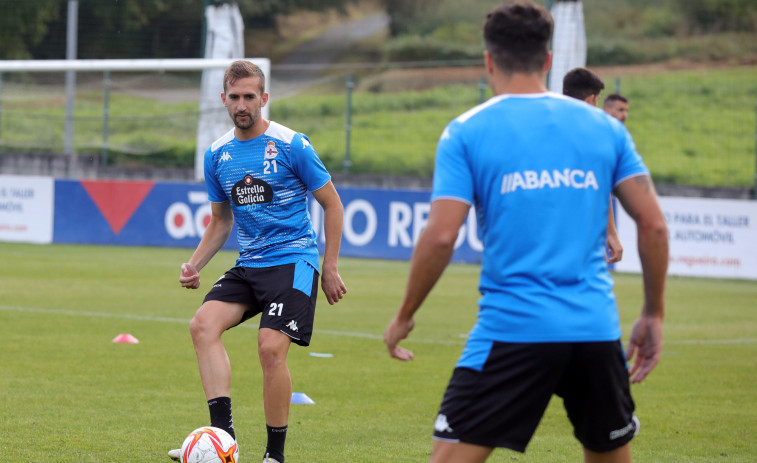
top-left (258, 328), bottom-right (292, 426)
top-left (168, 301), bottom-right (246, 459)
top-left (259, 328), bottom-right (292, 462)
top-left (430, 440), bottom-right (493, 463)
top-left (584, 443), bottom-right (631, 463)
top-left (190, 300), bottom-right (246, 399)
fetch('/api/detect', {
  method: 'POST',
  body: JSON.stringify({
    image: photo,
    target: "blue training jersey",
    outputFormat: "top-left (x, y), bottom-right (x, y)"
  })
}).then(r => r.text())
top-left (204, 121), bottom-right (331, 271)
top-left (432, 93), bottom-right (648, 363)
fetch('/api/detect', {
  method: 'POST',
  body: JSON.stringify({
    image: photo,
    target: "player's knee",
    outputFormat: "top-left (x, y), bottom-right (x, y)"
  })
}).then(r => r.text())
top-left (257, 333), bottom-right (289, 370)
top-left (189, 307), bottom-right (216, 344)
top-left (258, 347), bottom-right (285, 372)
top-left (188, 315), bottom-right (204, 343)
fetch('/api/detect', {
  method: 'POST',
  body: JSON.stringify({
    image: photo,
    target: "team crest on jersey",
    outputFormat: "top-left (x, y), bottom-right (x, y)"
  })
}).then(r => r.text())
top-left (232, 174), bottom-right (273, 206)
top-left (264, 141), bottom-right (279, 160)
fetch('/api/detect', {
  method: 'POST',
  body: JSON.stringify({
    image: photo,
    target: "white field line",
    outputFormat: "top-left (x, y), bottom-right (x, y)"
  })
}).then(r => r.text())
top-left (1, 304), bottom-right (756, 346)
top-left (0, 304), bottom-right (456, 345)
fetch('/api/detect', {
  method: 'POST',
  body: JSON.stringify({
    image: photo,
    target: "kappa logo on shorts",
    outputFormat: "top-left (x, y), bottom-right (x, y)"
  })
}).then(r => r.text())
top-left (286, 320), bottom-right (299, 332)
top-left (434, 414), bottom-right (453, 433)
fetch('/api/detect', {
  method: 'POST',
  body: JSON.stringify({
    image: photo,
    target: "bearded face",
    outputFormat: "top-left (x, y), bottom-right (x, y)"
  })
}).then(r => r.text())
top-left (222, 76), bottom-right (268, 135)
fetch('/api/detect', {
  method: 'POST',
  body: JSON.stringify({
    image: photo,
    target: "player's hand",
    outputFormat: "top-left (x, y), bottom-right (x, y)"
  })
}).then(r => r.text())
top-left (321, 264), bottom-right (347, 305)
top-left (626, 313), bottom-right (663, 383)
top-left (384, 315), bottom-right (415, 361)
top-left (606, 234), bottom-right (624, 263)
top-left (179, 263), bottom-right (201, 289)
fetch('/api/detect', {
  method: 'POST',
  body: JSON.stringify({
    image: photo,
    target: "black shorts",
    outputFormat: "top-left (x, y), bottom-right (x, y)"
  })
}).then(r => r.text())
top-left (433, 341), bottom-right (637, 453)
top-left (203, 261), bottom-right (319, 346)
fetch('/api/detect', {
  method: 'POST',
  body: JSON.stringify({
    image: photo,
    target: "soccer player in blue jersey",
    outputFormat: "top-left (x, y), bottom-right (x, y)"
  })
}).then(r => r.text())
top-left (384, 2), bottom-right (668, 463)
top-left (562, 66), bottom-right (624, 264)
top-left (170, 60), bottom-right (347, 463)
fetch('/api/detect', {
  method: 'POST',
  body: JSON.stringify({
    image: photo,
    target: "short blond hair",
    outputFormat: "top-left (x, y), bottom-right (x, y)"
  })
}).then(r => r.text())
top-left (223, 60), bottom-right (266, 94)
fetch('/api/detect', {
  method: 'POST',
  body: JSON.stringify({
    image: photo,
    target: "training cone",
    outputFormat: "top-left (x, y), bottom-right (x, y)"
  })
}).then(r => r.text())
top-left (112, 333), bottom-right (139, 344)
top-left (291, 392), bottom-right (315, 404)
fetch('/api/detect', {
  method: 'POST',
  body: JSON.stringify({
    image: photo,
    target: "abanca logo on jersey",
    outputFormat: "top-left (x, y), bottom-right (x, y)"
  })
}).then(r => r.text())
top-left (501, 168), bottom-right (598, 194)
top-left (232, 175), bottom-right (273, 206)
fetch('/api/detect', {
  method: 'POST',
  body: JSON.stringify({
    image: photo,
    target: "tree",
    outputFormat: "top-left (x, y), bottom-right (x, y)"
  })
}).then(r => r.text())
top-left (0, 1), bottom-right (60, 59)
top-left (0, 0), bottom-right (361, 60)
top-left (675, 0), bottom-right (757, 33)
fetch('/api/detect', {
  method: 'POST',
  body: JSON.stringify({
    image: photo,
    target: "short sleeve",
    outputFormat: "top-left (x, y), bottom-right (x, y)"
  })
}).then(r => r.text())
top-left (613, 122), bottom-right (649, 188)
top-left (431, 122), bottom-right (474, 205)
top-left (203, 147), bottom-right (227, 203)
top-left (290, 133), bottom-right (331, 192)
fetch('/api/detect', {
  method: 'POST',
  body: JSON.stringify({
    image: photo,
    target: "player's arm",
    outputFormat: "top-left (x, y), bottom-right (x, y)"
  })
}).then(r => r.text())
top-left (179, 201), bottom-right (234, 289)
top-left (384, 198), bottom-right (470, 361)
top-left (312, 180), bottom-right (347, 305)
top-left (606, 195), bottom-right (623, 263)
top-left (614, 175), bottom-right (668, 383)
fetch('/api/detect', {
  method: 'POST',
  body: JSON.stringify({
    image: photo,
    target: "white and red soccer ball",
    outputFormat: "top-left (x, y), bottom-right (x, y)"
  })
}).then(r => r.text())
top-left (180, 426), bottom-right (239, 463)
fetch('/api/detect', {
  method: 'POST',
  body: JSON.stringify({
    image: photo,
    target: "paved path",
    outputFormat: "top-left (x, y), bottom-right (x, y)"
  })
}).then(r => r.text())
top-left (270, 12), bottom-right (389, 100)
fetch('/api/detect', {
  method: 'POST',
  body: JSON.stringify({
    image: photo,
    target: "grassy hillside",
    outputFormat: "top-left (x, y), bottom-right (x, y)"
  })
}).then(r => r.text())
top-left (273, 65), bottom-right (756, 187)
top-left (379, 0), bottom-right (757, 65)
top-left (0, 65), bottom-right (753, 187)
top-left (607, 66), bottom-right (756, 187)
top-left (1, 1), bottom-right (754, 187)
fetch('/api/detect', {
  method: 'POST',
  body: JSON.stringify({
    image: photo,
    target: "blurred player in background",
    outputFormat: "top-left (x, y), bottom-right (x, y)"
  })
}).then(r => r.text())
top-left (563, 67), bottom-right (623, 263)
top-left (604, 93), bottom-right (630, 124)
top-left (384, 2), bottom-right (668, 462)
top-left (562, 66), bottom-right (604, 106)
top-left (170, 60), bottom-right (347, 463)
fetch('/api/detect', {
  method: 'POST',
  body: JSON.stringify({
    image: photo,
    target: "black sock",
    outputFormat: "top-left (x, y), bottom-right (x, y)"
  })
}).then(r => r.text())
top-left (208, 396), bottom-right (235, 440)
top-left (265, 424), bottom-right (287, 463)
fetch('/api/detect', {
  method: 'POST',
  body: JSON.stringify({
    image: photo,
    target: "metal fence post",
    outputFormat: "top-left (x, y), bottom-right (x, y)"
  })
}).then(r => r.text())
top-left (479, 76), bottom-right (487, 104)
top-left (614, 77), bottom-right (621, 93)
top-left (64, 0), bottom-right (78, 158)
top-left (101, 70), bottom-right (110, 165)
top-left (64, 0), bottom-right (79, 178)
top-left (0, 72), bottom-right (3, 144)
top-left (343, 74), bottom-right (353, 173)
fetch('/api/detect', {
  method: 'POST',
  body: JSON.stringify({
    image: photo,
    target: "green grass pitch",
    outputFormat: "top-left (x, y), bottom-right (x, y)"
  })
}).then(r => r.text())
top-left (1, 243), bottom-right (755, 462)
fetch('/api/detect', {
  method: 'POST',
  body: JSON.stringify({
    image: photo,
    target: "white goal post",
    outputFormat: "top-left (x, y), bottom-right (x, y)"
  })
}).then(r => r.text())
top-left (0, 58), bottom-right (269, 75)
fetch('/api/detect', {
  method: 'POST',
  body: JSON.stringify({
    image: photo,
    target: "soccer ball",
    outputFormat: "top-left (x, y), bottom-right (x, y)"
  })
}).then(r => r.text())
top-left (180, 426), bottom-right (239, 463)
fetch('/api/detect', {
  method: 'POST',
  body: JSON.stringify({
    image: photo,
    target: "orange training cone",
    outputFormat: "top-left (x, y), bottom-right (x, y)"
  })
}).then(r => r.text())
top-left (112, 333), bottom-right (139, 344)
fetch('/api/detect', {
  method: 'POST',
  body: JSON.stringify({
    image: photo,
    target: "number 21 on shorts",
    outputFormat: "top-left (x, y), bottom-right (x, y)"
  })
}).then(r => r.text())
top-left (268, 302), bottom-right (283, 316)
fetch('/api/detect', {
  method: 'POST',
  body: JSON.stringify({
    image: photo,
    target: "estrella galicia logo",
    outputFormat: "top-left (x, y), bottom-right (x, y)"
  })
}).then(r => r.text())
top-left (232, 175), bottom-right (273, 206)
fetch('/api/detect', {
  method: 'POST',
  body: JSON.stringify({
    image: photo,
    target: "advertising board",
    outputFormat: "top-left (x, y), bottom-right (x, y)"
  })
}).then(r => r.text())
top-left (615, 196), bottom-right (757, 280)
top-left (0, 175), bottom-right (54, 244)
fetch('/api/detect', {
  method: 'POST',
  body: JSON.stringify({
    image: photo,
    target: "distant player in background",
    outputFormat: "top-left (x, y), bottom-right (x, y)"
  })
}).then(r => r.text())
top-left (563, 67), bottom-right (623, 263)
top-left (170, 60), bottom-right (347, 463)
top-left (384, 2), bottom-right (668, 462)
top-left (604, 93), bottom-right (630, 124)
top-left (562, 67), bottom-right (604, 106)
